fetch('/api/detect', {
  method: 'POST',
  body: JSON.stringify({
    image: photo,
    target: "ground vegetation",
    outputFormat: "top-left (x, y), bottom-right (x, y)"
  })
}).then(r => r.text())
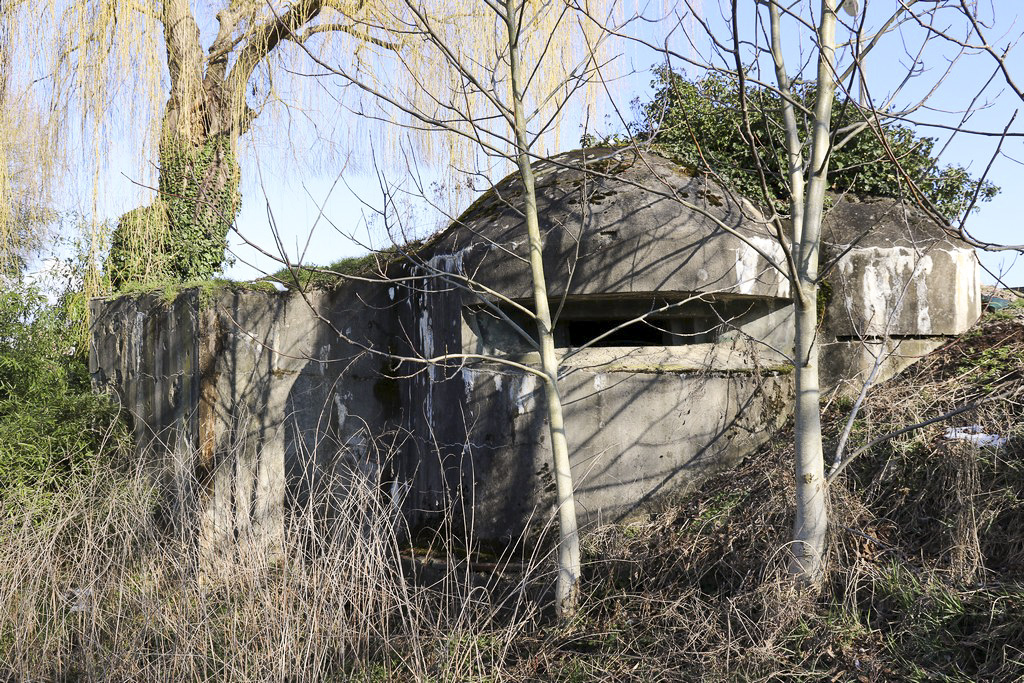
top-left (2, 295), bottom-right (1020, 680)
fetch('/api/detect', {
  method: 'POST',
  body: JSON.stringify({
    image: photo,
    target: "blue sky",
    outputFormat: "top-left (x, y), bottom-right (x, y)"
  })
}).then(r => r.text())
top-left (47, 0), bottom-right (1024, 288)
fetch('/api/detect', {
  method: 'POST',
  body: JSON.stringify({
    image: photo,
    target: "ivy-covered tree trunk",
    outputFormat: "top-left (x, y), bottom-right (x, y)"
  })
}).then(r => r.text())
top-left (106, 0), bottom-right (322, 289)
top-left (107, 6), bottom-right (241, 288)
top-left (158, 130), bottom-right (241, 280)
top-left (107, 129), bottom-right (241, 289)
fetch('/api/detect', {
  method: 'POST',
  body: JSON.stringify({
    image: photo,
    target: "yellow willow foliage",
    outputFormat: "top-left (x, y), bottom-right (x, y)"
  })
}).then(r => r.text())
top-left (362, 0), bottom-right (616, 173)
top-left (0, 109), bottom-right (54, 275)
top-left (1, 0), bottom-right (619, 289)
top-left (0, 48), bottom-right (58, 274)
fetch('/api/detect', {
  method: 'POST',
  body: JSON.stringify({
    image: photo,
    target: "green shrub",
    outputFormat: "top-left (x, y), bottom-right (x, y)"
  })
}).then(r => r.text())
top-left (632, 68), bottom-right (999, 221)
top-left (0, 282), bottom-right (127, 500)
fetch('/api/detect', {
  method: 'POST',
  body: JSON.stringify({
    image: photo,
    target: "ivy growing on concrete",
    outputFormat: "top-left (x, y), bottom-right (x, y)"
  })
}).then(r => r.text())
top-left (625, 68), bottom-right (999, 221)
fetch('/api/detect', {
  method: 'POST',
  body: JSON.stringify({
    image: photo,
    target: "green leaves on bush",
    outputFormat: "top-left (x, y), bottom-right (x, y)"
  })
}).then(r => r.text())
top-left (0, 282), bottom-right (126, 496)
top-left (633, 68), bottom-right (999, 220)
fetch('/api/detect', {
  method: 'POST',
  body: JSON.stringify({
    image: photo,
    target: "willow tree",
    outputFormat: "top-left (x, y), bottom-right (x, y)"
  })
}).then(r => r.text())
top-left (2, 0), bottom-right (411, 287)
top-left (0, 12), bottom-right (55, 276)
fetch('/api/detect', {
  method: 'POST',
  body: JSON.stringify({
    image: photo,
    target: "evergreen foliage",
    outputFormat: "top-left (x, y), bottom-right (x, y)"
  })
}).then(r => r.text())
top-left (629, 68), bottom-right (999, 220)
top-left (106, 134), bottom-right (241, 289)
top-left (0, 282), bottom-right (126, 499)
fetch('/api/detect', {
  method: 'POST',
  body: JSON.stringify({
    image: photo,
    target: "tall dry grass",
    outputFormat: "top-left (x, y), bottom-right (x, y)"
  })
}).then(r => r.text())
top-left (5, 311), bottom-right (1022, 681)
top-left (0, 445), bottom-right (549, 681)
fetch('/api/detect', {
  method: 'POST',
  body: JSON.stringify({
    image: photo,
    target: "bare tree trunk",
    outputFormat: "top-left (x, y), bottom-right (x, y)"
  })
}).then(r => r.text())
top-left (505, 0), bottom-right (581, 618)
top-left (790, 283), bottom-right (827, 583)
top-left (785, 0), bottom-right (840, 587)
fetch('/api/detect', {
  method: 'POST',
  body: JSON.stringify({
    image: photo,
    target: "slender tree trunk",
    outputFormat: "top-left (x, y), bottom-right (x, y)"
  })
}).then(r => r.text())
top-left (790, 283), bottom-right (827, 583)
top-left (787, 0), bottom-right (840, 587)
top-left (505, 0), bottom-right (581, 618)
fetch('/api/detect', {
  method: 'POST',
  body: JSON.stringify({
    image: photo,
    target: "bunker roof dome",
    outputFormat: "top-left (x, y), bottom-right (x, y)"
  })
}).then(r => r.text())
top-left (820, 192), bottom-right (974, 251)
top-left (426, 147), bottom-right (791, 301)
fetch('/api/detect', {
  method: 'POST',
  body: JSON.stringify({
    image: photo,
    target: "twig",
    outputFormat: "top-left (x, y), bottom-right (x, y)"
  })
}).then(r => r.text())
top-left (827, 389), bottom-right (1017, 484)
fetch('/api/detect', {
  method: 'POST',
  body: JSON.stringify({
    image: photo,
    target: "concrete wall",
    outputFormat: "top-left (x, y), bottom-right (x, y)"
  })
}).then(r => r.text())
top-left (391, 260), bottom-right (795, 539)
top-left (90, 291), bottom-right (200, 455)
top-left (90, 283), bottom-right (402, 559)
top-left (818, 195), bottom-right (981, 392)
top-left (88, 167), bottom-right (980, 550)
top-left (825, 243), bottom-right (980, 338)
top-left (199, 284), bottom-right (404, 557)
top-left (458, 358), bottom-right (791, 543)
top-left (91, 277), bottom-right (795, 548)
top-left (90, 292), bottom-right (201, 534)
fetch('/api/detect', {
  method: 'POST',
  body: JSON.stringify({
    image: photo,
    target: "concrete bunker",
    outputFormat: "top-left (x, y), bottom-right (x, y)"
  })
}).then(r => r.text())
top-left (89, 147), bottom-right (980, 554)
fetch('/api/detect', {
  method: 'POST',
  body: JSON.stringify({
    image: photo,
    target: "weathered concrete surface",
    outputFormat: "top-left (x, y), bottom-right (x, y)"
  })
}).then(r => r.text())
top-left (819, 194), bottom-right (981, 393)
top-left (89, 149), bottom-right (981, 549)
top-left (457, 359), bottom-right (792, 542)
top-left (90, 291), bottom-right (200, 455)
top-left (819, 337), bottom-right (949, 393)
top-left (90, 283), bottom-right (403, 560)
top-left (822, 194), bottom-right (980, 338)
top-left (90, 292), bottom-right (201, 536)
top-left (199, 284), bottom-right (403, 558)
top-left (429, 147), bottom-right (792, 301)
top-left (394, 234), bottom-right (795, 535)
top-left (91, 282), bottom-right (794, 547)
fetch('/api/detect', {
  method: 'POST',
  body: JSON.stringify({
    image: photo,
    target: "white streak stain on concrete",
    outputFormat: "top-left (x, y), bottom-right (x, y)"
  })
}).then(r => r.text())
top-left (953, 249), bottom-right (981, 332)
top-left (841, 247), bottom-right (937, 336)
top-left (132, 311), bottom-right (145, 370)
top-left (426, 246), bottom-right (470, 275)
top-left (462, 367), bottom-right (476, 403)
top-left (514, 374), bottom-right (537, 415)
top-left (735, 238), bottom-right (789, 297)
top-left (419, 308), bottom-right (435, 422)
top-left (912, 254), bottom-right (933, 334)
top-left (318, 344), bottom-right (331, 375)
top-left (333, 392), bottom-right (350, 432)
top-left (734, 243), bottom-right (759, 295)
top-left (857, 251), bottom-right (893, 335)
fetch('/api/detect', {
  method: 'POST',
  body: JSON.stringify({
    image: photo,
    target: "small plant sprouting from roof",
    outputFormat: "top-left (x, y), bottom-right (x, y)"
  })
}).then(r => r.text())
top-left (266, 241), bottom-right (427, 291)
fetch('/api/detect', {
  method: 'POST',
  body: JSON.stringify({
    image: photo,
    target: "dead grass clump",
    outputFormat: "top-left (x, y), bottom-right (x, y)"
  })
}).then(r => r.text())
top-left (0, 452), bottom-right (547, 681)
top-left (837, 318), bottom-right (1024, 580)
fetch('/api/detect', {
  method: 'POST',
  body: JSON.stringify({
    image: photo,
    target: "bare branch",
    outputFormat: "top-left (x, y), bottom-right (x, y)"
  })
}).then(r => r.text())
top-left (827, 388), bottom-right (1020, 484)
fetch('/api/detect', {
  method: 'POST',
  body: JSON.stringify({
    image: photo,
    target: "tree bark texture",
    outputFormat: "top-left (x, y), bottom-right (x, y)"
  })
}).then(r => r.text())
top-left (505, 0), bottom-right (582, 618)
top-left (108, 0), bottom-right (326, 287)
